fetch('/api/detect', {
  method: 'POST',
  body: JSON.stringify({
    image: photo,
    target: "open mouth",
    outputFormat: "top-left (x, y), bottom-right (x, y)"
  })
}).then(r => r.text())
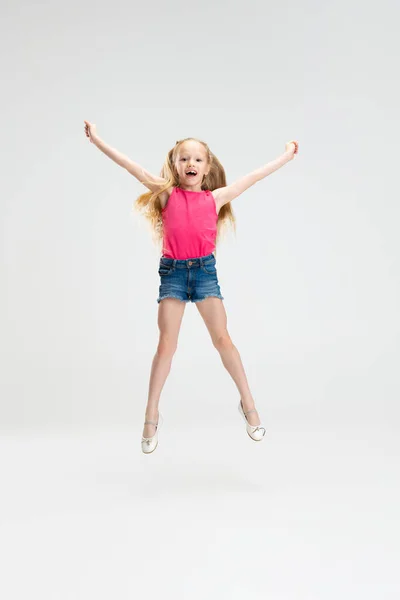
top-left (185, 170), bottom-right (197, 177)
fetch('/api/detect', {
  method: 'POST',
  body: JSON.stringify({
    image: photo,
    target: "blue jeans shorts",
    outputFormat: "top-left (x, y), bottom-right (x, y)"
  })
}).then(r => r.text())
top-left (157, 253), bottom-right (225, 304)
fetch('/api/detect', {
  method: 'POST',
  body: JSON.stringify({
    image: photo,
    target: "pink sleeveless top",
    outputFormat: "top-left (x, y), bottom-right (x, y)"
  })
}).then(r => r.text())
top-left (161, 187), bottom-right (218, 259)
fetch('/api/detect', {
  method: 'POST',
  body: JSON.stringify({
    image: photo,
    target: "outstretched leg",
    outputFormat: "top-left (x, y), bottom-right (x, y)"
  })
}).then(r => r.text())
top-left (143, 298), bottom-right (186, 438)
top-left (195, 297), bottom-right (261, 426)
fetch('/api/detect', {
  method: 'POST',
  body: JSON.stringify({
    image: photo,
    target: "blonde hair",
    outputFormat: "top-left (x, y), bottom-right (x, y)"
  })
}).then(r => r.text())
top-left (133, 137), bottom-right (236, 258)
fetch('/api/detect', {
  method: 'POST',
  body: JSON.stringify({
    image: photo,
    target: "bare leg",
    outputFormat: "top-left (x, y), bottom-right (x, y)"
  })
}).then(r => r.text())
top-left (143, 298), bottom-right (186, 438)
top-left (195, 297), bottom-right (261, 426)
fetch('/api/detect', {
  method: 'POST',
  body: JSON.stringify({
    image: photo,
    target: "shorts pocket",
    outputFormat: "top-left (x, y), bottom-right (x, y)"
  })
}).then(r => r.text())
top-left (201, 259), bottom-right (217, 275)
top-left (158, 262), bottom-right (174, 276)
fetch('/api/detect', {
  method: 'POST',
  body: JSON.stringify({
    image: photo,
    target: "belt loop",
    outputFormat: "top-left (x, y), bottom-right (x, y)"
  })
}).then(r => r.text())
top-left (173, 259), bottom-right (177, 267)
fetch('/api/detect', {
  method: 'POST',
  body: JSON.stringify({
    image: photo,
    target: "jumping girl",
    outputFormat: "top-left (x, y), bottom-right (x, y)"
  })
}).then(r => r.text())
top-left (83, 121), bottom-right (299, 454)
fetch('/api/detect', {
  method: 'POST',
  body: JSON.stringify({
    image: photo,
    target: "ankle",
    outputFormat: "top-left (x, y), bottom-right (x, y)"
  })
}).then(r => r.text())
top-left (145, 408), bottom-right (159, 420)
top-left (241, 397), bottom-right (256, 410)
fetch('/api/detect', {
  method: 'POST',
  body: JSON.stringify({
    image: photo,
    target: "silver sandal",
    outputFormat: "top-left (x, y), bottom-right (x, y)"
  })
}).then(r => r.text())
top-left (141, 412), bottom-right (163, 454)
top-left (238, 399), bottom-right (266, 441)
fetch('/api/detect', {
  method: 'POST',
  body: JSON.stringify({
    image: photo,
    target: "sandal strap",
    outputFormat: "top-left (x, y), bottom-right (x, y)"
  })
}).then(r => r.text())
top-left (144, 420), bottom-right (157, 426)
top-left (240, 399), bottom-right (258, 416)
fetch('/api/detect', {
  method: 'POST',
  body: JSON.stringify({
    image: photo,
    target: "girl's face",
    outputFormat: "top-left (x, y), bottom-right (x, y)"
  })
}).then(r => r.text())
top-left (174, 141), bottom-right (210, 188)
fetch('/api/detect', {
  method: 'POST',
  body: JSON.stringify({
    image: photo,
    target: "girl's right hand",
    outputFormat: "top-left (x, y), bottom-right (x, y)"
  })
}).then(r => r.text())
top-left (285, 140), bottom-right (299, 157)
top-left (84, 120), bottom-right (98, 143)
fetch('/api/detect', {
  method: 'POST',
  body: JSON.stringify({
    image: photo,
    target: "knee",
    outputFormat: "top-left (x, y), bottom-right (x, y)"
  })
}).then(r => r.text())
top-left (157, 337), bottom-right (178, 359)
top-left (213, 331), bottom-right (233, 352)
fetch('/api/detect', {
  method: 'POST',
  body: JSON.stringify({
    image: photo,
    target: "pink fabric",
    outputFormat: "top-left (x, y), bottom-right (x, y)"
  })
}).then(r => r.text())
top-left (161, 187), bottom-right (218, 259)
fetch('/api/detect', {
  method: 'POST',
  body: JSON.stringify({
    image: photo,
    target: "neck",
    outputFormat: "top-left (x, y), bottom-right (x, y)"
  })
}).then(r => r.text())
top-left (178, 184), bottom-right (203, 192)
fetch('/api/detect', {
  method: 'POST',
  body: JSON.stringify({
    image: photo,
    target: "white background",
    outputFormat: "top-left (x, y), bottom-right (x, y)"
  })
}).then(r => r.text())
top-left (1, 0), bottom-right (399, 598)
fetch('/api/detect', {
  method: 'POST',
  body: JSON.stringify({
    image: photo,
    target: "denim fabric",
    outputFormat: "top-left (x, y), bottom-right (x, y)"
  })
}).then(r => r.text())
top-left (157, 253), bottom-right (224, 304)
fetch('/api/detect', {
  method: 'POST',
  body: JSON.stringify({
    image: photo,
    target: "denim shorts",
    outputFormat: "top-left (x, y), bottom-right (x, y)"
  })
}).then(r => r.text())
top-left (157, 253), bottom-right (225, 304)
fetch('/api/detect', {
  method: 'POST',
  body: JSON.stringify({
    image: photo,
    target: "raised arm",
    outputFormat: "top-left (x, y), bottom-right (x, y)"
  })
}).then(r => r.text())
top-left (213, 140), bottom-right (299, 208)
top-left (84, 120), bottom-right (167, 192)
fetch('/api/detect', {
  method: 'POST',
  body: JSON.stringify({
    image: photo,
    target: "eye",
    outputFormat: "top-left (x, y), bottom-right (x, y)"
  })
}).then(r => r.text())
top-left (197, 159), bottom-right (202, 162)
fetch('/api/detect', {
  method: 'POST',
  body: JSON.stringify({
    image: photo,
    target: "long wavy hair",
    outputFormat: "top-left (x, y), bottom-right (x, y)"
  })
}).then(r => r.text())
top-left (133, 137), bottom-right (236, 258)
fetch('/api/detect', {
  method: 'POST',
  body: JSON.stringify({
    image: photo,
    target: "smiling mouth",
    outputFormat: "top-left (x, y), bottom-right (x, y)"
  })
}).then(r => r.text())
top-left (185, 170), bottom-right (197, 177)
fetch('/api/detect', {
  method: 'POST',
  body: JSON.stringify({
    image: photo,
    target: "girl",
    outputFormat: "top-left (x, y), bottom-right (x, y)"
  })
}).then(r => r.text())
top-left (83, 121), bottom-right (299, 453)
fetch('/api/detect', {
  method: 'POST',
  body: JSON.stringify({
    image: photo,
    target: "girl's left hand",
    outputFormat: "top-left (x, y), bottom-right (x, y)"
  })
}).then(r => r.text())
top-left (285, 140), bottom-right (299, 158)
